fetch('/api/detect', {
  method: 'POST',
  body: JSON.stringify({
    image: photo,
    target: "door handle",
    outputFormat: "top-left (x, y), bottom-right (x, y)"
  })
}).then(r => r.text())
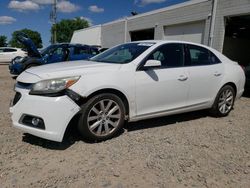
top-left (178, 75), bottom-right (188, 81)
top-left (214, 72), bottom-right (222, 77)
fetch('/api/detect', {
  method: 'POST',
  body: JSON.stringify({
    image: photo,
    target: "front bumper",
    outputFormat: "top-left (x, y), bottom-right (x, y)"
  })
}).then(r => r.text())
top-left (9, 61), bottom-right (23, 75)
top-left (10, 87), bottom-right (81, 142)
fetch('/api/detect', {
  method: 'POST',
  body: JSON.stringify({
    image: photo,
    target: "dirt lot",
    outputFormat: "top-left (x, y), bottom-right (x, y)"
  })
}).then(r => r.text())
top-left (0, 65), bottom-right (250, 188)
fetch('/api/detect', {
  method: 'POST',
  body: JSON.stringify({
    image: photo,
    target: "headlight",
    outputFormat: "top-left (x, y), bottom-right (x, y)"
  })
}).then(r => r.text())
top-left (30, 76), bottom-right (80, 95)
top-left (13, 57), bottom-right (24, 64)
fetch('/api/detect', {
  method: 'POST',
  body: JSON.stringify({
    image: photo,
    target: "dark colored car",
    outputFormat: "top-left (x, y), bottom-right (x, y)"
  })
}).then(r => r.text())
top-left (9, 33), bottom-right (99, 75)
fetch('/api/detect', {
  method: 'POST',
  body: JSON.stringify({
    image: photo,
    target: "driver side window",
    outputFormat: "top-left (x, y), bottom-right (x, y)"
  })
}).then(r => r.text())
top-left (52, 47), bottom-right (63, 56)
top-left (145, 43), bottom-right (184, 68)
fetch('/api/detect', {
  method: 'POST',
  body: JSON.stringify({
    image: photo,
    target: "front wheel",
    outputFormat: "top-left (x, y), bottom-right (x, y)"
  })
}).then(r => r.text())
top-left (210, 85), bottom-right (235, 117)
top-left (77, 93), bottom-right (125, 141)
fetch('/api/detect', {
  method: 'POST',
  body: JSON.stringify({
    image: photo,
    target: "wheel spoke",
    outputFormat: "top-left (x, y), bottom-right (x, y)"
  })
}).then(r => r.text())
top-left (218, 101), bottom-right (224, 107)
top-left (92, 106), bottom-right (100, 115)
top-left (107, 106), bottom-right (119, 116)
top-left (105, 101), bottom-right (113, 112)
top-left (100, 100), bottom-right (105, 112)
top-left (107, 120), bottom-right (117, 128)
top-left (226, 96), bottom-right (233, 102)
top-left (225, 105), bottom-right (229, 112)
top-left (90, 120), bottom-right (102, 131)
top-left (104, 123), bottom-right (109, 134)
top-left (96, 124), bottom-right (103, 135)
top-left (88, 115), bottom-right (99, 122)
top-left (220, 104), bottom-right (225, 113)
top-left (109, 114), bottom-right (120, 119)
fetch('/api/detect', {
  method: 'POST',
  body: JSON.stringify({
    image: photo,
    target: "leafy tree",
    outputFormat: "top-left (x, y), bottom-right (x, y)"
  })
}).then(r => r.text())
top-left (0, 35), bottom-right (7, 47)
top-left (9, 28), bottom-right (43, 48)
top-left (51, 17), bottom-right (89, 43)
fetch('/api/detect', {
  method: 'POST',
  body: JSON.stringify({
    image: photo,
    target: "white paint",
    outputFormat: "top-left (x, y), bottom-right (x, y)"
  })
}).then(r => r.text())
top-left (0, 47), bottom-right (26, 63)
top-left (11, 40), bottom-right (245, 142)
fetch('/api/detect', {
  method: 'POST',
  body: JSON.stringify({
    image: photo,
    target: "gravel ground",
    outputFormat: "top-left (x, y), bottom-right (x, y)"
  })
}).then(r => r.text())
top-left (0, 65), bottom-right (250, 188)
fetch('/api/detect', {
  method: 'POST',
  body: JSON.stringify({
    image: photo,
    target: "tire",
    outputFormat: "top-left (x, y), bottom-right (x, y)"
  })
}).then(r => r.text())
top-left (210, 85), bottom-right (236, 117)
top-left (77, 93), bottom-right (125, 141)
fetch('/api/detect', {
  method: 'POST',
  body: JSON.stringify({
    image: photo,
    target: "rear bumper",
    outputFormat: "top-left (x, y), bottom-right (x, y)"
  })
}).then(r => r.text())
top-left (10, 88), bottom-right (81, 142)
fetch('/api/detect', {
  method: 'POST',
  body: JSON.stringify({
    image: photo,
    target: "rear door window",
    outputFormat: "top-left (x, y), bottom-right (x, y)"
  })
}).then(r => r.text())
top-left (186, 44), bottom-right (221, 66)
top-left (73, 46), bottom-right (90, 55)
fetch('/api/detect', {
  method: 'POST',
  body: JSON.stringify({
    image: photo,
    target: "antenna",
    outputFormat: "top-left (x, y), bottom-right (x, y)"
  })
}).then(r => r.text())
top-left (50, 0), bottom-right (57, 44)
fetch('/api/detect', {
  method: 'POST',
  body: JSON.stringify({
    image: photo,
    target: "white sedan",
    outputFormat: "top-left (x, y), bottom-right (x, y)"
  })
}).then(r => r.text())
top-left (0, 47), bottom-right (26, 63)
top-left (10, 41), bottom-right (245, 142)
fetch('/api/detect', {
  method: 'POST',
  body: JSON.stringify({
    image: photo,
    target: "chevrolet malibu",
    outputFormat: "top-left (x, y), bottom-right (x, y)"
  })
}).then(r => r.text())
top-left (10, 41), bottom-right (245, 142)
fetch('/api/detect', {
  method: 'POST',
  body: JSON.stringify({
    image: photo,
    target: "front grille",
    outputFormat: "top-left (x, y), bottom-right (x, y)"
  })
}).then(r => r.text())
top-left (13, 92), bottom-right (22, 106)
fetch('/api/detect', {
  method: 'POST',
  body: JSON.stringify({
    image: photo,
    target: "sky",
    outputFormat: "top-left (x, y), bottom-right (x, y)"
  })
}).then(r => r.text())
top-left (0, 0), bottom-right (189, 47)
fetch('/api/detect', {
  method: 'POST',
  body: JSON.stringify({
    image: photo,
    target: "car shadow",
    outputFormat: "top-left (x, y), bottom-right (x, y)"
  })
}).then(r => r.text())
top-left (22, 113), bottom-right (125, 149)
top-left (124, 110), bottom-right (208, 132)
top-left (22, 110), bottom-right (208, 149)
top-left (22, 114), bottom-right (83, 150)
top-left (243, 90), bottom-right (250, 98)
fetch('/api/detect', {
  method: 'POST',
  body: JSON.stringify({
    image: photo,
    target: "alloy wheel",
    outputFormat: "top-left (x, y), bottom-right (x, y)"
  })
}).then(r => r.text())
top-left (218, 89), bottom-right (234, 114)
top-left (87, 99), bottom-right (121, 136)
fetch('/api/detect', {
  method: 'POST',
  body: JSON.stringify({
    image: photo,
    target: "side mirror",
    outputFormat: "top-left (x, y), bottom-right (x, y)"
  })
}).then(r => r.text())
top-left (144, 60), bottom-right (161, 68)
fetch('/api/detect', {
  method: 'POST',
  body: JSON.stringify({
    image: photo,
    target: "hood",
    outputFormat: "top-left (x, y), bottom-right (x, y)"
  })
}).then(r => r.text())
top-left (17, 60), bottom-right (122, 83)
top-left (17, 33), bottom-right (41, 58)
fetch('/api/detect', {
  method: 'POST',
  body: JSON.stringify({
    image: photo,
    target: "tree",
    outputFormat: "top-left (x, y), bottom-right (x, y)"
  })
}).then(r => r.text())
top-left (51, 17), bottom-right (89, 43)
top-left (0, 35), bottom-right (7, 47)
top-left (9, 28), bottom-right (43, 48)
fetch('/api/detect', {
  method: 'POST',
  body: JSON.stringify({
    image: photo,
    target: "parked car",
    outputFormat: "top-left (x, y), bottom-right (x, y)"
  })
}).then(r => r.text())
top-left (9, 33), bottom-right (99, 75)
top-left (10, 41), bottom-right (245, 142)
top-left (99, 48), bottom-right (109, 53)
top-left (0, 47), bottom-right (26, 63)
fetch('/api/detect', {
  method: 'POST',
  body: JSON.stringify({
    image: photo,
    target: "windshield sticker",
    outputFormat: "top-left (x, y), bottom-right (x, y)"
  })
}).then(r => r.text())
top-left (137, 43), bottom-right (155, 47)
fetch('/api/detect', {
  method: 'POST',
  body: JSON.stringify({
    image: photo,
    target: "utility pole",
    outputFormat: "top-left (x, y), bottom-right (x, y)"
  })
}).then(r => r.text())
top-left (208, 0), bottom-right (218, 47)
top-left (50, 0), bottom-right (57, 44)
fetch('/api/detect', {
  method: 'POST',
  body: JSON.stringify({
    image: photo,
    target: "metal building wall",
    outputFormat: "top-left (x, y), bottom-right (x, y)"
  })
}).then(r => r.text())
top-left (101, 20), bottom-right (126, 48)
top-left (70, 25), bottom-right (102, 46)
top-left (72, 0), bottom-right (250, 52)
top-left (212, 0), bottom-right (250, 51)
top-left (101, 0), bottom-right (212, 48)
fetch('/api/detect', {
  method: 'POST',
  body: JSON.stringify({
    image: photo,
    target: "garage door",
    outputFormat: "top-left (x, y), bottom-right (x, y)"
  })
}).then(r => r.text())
top-left (164, 21), bottom-right (205, 44)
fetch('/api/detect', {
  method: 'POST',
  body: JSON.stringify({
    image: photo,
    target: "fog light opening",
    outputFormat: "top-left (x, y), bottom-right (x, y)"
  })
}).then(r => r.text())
top-left (19, 114), bottom-right (45, 130)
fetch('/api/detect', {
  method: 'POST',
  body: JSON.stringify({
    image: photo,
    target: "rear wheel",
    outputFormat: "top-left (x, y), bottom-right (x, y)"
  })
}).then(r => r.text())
top-left (77, 93), bottom-right (125, 141)
top-left (210, 85), bottom-right (235, 117)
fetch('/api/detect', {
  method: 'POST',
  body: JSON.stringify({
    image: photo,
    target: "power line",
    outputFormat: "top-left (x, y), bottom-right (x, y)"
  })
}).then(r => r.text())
top-left (50, 0), bottom-right (57, 44)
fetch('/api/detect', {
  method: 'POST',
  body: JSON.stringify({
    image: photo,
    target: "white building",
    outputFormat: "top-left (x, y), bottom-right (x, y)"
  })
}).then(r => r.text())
top-left (71, 0), bottom-right (250, 66)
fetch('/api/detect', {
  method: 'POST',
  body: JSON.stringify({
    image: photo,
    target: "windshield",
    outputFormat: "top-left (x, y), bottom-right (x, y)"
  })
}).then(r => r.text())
top-left (90, 42), bottom-right (155, 64)
top-left (40, 45), bottom-right (59, 56)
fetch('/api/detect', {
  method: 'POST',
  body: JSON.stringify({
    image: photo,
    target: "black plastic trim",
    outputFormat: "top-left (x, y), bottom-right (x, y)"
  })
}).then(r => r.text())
top-left (19, 114), bottom-right (45, 130)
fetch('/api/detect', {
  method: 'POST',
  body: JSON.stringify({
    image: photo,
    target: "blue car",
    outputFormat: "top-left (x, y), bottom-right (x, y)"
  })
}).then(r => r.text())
top-left (9, 33), bottom-right (99, 75)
